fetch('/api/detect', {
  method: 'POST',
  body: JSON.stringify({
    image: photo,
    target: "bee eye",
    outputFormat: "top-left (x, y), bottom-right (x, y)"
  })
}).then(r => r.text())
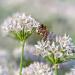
top-left (41, 24), bottom-right (44, 28)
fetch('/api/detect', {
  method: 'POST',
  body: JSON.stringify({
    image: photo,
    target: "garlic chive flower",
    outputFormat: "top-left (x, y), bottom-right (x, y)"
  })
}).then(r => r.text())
top-left (35, 40), bottom-right (50, 57)
top-left (22, 62), bottom-right (53, 75)
top-left (35, 33), bottom-right (75, 64)
top-left (35, 33), bottom-right (75, 75)
top-left (1, 13), bottom-right (40, 41)
top-left (1, 12), bottom-right (40, 75)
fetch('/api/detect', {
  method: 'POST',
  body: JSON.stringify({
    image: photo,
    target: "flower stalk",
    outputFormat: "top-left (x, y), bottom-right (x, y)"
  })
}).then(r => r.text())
top-left (54, 64), bottom-right (58, 75)
top-left (20, 40), bottom-right (26, 75)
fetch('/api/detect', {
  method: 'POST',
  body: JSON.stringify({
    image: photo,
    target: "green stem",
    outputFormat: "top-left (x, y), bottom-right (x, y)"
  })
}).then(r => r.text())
top-left (54, 64), bottom-right (58, 75)
top-left (19, 40), bottom-right (26, 75)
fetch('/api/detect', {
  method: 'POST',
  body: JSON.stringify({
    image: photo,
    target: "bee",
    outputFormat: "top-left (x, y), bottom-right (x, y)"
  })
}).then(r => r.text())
top-left (37, 24), bottom-right (49, 40)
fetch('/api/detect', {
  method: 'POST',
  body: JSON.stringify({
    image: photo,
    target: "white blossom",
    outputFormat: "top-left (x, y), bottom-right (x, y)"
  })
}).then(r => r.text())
top-left (35, 33), bottom-right (75, 59)
top-left (56, 34), bottom-right (75, 56)
top-left (35, 40), bottom-right (50, 57)
top-left (22, 62), bottom-right (53, 75)
top-left (54, 51), bottom-right (63, 58)
top-left (1, 12), bottom-right (40, 36)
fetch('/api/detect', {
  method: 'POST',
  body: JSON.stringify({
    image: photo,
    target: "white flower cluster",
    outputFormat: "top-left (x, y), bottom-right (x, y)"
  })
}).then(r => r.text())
top-left (35, 33), bottom-right (75, 59)
top-left (22, 62), bottom-right (53, 75)
top-left (1, 13), bottom-right (40, 35)
top-left (56, 34), bottom-right (75, 56)
top-left (35, 40), bottom-right (50, 57)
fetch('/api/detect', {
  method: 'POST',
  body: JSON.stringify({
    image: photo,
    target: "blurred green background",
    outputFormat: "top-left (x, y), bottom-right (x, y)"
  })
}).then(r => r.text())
top-left (0, 0), bottom-right (75, 50)
top-left (0, 0), bottom-right (75, 75)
